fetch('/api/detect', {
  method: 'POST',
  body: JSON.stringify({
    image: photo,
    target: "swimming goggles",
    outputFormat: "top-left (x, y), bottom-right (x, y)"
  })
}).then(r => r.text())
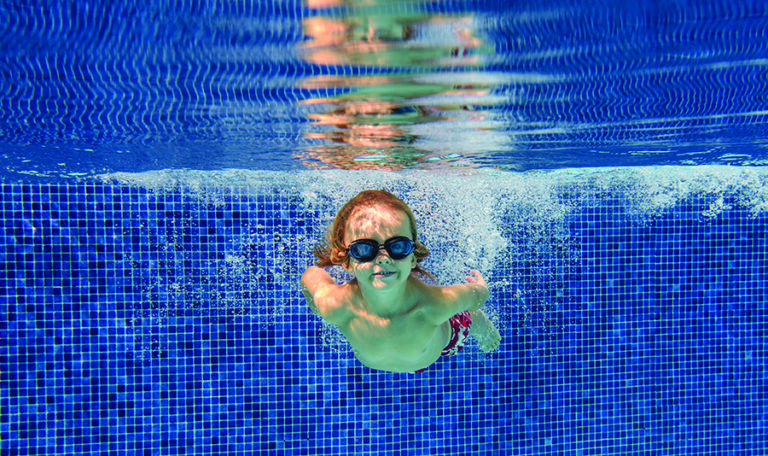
top-left (346, 236), bottom-right (416, 262)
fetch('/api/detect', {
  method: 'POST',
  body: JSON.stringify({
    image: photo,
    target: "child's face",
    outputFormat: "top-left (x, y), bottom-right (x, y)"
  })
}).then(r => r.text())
top-left (344, 205), bottom-right (416, 289)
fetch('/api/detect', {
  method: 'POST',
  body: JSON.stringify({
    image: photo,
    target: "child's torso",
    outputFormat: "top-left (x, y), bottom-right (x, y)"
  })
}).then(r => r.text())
top-left (337, 285), bottom-right (451, 373)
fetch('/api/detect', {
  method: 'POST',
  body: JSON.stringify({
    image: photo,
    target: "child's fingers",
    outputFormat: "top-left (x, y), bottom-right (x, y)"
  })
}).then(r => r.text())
top-left (466, 270), bottom-right (483, 283)
top-left (466, 270), bottom-right (477, 281)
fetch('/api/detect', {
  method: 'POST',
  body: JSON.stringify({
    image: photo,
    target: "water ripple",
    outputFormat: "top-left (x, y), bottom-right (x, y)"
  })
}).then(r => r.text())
top-left (2, 0), bottom-right (768, 177)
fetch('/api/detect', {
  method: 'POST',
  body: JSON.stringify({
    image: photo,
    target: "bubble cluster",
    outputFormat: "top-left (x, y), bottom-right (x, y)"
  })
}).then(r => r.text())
top-left (100, 165), bottom-right (768, 353)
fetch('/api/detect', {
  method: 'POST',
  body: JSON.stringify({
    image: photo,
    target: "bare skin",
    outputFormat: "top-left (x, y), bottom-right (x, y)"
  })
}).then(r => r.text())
top-left (301, 204), bottom-right (501, 373)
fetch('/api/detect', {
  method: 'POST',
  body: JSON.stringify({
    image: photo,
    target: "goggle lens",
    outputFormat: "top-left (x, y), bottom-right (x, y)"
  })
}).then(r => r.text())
top-left (347, 237), bottom-right (415, 262)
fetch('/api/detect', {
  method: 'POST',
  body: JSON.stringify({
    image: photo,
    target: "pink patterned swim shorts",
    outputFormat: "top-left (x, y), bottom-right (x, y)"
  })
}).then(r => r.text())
top-left (441, 311), bottom-right (472, 356)
top-left (415, 311), bottom-right (472, 373)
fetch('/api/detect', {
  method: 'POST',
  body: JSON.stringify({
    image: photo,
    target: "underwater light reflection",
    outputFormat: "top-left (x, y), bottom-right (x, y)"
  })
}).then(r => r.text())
top-left (296, 0), bottom-right (509, 170)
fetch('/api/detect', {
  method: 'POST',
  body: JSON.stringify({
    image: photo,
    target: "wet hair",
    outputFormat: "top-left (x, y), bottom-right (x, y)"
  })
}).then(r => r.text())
top-left (313, 189), bottom-right (436, 283)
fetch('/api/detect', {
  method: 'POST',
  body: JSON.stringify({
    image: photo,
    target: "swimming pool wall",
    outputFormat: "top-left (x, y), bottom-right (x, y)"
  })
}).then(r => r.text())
top-left (2, 167), bottom-right (766, 455)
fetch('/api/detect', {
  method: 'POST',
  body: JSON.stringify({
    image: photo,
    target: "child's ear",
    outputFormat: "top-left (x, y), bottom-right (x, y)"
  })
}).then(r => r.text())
top-left (341, 254), bottom-right (352, 271)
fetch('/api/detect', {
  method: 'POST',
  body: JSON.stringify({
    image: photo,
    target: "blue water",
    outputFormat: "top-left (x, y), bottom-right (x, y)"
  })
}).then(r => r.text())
top-left (2, 0), bottom-right (768, 177)
top-left (2, 1), bottom-right (768, 455)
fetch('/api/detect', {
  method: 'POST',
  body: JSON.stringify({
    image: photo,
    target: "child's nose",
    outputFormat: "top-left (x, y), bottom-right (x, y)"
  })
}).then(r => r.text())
top-left (374, 247), bottom-right (391, 263)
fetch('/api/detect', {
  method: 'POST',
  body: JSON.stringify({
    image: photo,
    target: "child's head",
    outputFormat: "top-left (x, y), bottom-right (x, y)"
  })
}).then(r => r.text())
top-left (313, 190), bottom-right (430, 271)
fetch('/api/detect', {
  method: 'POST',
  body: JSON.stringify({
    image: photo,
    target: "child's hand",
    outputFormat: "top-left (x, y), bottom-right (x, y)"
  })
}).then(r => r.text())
top-left (466, 270), bottom-right (487, 286)
top-left (466, 270), bottom-right (490, 305)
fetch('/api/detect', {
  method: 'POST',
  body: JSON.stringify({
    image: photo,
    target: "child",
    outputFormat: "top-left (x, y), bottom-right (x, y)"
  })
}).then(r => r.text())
top-left (301, 189), bottom-right (501, 373)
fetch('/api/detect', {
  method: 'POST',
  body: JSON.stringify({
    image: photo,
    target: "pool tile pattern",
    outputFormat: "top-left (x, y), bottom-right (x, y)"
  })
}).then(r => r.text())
top-left (1, 181), bottom-right (766, 455)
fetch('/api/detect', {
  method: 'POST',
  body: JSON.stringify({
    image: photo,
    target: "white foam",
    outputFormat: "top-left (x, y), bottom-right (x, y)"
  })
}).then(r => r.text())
top-left (101, 165), bottom-right (768, 337)
top-left (101, 165), bottom-right (768, 269)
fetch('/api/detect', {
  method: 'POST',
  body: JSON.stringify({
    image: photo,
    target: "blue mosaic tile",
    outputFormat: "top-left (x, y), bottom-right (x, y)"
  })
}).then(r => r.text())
top-left (1, 176), bottom-right (767, 455)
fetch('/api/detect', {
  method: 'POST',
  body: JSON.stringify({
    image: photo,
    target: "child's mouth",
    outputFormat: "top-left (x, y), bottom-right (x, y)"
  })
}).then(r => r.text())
top-left (374, 271), bottom-right (395, 278)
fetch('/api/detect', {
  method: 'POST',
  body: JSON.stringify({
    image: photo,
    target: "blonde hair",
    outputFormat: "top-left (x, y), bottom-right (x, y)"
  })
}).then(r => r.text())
top-left (312, 190), bottom-right (435, 282)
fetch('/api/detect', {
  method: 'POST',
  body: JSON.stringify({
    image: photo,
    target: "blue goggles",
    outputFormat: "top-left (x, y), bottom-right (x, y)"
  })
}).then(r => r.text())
top-left (346, 236), bottom-right (416, 262)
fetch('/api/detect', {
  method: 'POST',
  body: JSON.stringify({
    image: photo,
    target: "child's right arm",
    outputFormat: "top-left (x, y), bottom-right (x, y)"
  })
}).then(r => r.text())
top-left (300, 266), bottom-right (349, 324)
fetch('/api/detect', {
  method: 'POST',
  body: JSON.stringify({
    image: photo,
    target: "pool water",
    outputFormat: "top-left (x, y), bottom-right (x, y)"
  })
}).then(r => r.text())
top-left (3, 0), bottom-right (768, 177)
top-left (3, 167), bottom-right (767, 454)
top-left (2, 1), bottom-right (768, 455)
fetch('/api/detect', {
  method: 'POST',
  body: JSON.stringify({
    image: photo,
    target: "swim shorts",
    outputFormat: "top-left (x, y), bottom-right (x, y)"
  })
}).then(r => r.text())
top-left (415, 311), bottom-right (472, 373)
top-left (441, 311), bottom-right (472, 356)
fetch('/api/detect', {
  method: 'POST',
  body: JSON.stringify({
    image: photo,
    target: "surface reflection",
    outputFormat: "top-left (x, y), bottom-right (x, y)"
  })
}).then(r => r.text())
top-left (297, 0), bottom-right (505, 169)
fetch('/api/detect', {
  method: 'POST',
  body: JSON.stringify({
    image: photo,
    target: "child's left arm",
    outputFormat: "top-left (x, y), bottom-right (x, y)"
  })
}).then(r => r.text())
top-left (420, 270), bottom-right (490, 322)
top-left (462, 270), bottom-right (490, 310)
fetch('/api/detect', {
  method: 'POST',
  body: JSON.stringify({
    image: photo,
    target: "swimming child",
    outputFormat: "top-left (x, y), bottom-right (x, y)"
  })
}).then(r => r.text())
top-left (301, 189), bottom-right (501, 373)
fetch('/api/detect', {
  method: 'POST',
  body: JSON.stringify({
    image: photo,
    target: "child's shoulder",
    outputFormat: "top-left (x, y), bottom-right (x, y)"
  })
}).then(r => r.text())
top-left (406, 276), bottom-right (468, 322)
top-left (321, 280), bottom-right (358, 319)
top-left (302, 267), bottom-right (357, 324)
top-left (406, 276), bottom-right (447, 307)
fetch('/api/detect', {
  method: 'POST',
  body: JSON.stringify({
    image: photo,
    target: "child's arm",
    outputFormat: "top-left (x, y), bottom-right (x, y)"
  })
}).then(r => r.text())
top-left (300, 266), bottom-right (350, 324)
top-left (420, 270), bottom-right (490, 322)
